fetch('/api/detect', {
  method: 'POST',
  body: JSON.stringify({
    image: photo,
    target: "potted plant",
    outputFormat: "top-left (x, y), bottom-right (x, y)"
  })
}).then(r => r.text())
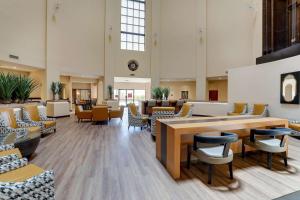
top-left (57, 82), bottom-right (64, 100)
top-left (152, 87), bottom-right (163, 100)
top-left (0, 73), bottom-right (17, 104)
top-left (14, 75), bottom-right (39, 103)
top-left (51, 82), bottom-right (59, 100)
top-left (162, 87), bottom-right (170, 100)
top-left (107, 85), bottom-right (113, 100)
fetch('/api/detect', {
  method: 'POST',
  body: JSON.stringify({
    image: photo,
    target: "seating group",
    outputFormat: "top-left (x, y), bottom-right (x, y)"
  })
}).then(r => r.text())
top-left (228, 103), bottom-right (269, 116)
top-left (187, 128), bottom-right (292, 184)
top-left (0, 144), bottom-right (55, 199)
top-left (0, 105), bottom-right (56, 158)
top-left (75, 104), bottom-right (125, 123)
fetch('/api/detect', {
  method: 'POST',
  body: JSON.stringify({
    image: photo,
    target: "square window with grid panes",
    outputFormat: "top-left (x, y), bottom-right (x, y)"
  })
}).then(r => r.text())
top-left (121, 0), bottom-right (145, 51)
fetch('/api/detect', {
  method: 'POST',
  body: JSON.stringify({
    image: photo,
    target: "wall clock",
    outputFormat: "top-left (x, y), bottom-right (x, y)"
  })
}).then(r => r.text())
top-left (128, 60), bottom-right (139, 71)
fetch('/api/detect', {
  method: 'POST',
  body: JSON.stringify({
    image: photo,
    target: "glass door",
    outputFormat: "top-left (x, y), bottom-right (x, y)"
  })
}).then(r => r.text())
top-left (119, 89), bottom-right (127, 106)
top-left (126, 90), bottom-right (134, 105)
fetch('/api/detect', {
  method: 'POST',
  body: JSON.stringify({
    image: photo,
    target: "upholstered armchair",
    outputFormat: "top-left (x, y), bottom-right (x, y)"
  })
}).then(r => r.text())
top-left (151, 107), bottom-right (175, 139)
top-left (289, 120), bottom-right (300, 138)
top-left (0, 144), bottom-right (55, 199)
top-left (92, 106), bottom-right (109, 122)
top-left (242, 128), bottom-right (291, 169)
top-left (175, 103), bottom-right (193, 118)
top-left (228, 103), bottom-right (248, 116)
top-left (22, 105), bottom-right (56, 135)
top-left (248, 104), bottom-right (269, 117)
top-left (0, 108), bottom-right (41, 145)
top-left (128, 103), bottom-right (148, 130)
top-left (109, 106), bottom-right (125, 121)
top-left (187, 133), bottom-right (238, 184)
top-left (75, 105), bottom-right (93, 122)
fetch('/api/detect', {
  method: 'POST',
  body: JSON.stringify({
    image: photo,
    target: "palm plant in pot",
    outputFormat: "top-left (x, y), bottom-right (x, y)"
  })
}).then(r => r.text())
top-left (14, 76), bottom-right (39, 103)
top-left (51, 82), bottom-right (59, 100)
top-left (57, 82), bottom-right (64, 100)
top-left (162, 87), bottom-right (170, 100)
top-left (0, 73), bottom-right (17, 104)
top-left (107, 85), bottom-right (113, 100)
top-left (152, 87), bottom-right (163, 100)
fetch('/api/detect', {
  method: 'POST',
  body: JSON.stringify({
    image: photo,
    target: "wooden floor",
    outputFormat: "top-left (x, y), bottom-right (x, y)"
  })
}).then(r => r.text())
top-left (31, 114), bottom-right (300, 200)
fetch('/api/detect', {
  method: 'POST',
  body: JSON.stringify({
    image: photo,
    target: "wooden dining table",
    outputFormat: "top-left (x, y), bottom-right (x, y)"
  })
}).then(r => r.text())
top-left (155, 115), bottom-right (289, 179)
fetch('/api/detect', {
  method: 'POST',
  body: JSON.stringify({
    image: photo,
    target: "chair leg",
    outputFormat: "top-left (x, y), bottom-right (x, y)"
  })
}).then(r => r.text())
top-left (208, 164), bottom-right (213, 184)
top-left (128, 125), bottom-right (130, 130)
top-left (267, 152), bottom-right (272, 169)
top-left (228, 162), bottom-right (233, 179)
top-left (282, 151), bottom-right (288, 167)
top-left (187, 145), bottom-right (191, 169)
top-left (242, 141), bottom-right (245, 158)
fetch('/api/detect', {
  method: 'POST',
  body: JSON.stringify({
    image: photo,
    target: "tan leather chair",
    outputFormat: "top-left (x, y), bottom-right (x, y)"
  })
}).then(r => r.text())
top-left (228, 103), bottom-right (247, 116)
top-left (249, 104), bottom-right (268, 116)
top-left (175, 103), bottom-right (192, 118)
top-left (92, 106), bottom-right (109, 122)
top-left (75, 105), bottom-right (93, 122)
top-left (109, 106), bottom-right (124, 121)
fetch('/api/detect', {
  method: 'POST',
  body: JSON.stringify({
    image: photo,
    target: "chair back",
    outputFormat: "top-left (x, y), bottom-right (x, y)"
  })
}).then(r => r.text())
top-left (177, 103), bottom-right (192, 117)
top-left (161, 100), bottom-right (169, 107)
top-left (128, 103), bottom-right (138, 116)
top-left (250, 128), bottom-right (291, 147)
top-left (0, 108), bottom-right (17, 128)
top-left (252, 104), bottom-right (268, 116)
top-left (233, 103), bottom-right (247, 114)
top-left (120, 106), bottom-right (125, 116)
top-left (92, 106), bottom-right (109, 121)
top-left (193, 133), bottom-right (238, 157)
top-left (23, 105), bottom-right (40, 121)
top-left (151, 107), bottom-right (175, 135)
top-left (75, 105), bottom-right (83, 115)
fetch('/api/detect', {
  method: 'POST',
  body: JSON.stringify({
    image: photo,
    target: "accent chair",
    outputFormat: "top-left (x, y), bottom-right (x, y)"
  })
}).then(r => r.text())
top-left (92, 106), bottom-right (109, 122)
top-left (22, 105), bottom-right (56, 135)
top-left (175, 103), bottom-right (193, 118)
top-left (242, 128), bottom-right (291, 169)
top-left (75, 105), bottom-right (93, 122)
top-left (187, 132), bottom-right (238, 184)
top-left (0, 144), bottom-right (55, 199)
top-left (151, 107), bottom-right (175, 139)
top-left (109, 106), bottom-right (125, 121)
top-left (128, 103), bottom-right (148, 130)
top-left (248, 104), bottom-right (269, 117)
top-left (228, 103), bottom-right (247, 116)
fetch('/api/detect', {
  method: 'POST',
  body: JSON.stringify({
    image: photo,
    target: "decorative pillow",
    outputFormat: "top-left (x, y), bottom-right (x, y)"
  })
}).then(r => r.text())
top-left (0, 113), bottom-right (10, 127)
top-left (0, 158), bottom-right (28, 174)
top-left (22, 110), bottom-right (32, 122)
top-left (0, 154), bottom-right (19, 166)
top-left (38, 107), bottom-right (48, 121)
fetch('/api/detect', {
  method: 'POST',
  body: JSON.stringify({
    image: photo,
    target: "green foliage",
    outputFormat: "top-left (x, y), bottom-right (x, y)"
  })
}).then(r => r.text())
top-left (0, 73), bottom-right (18, 103)
top-left (14, 75), bottom-right (39, 103)
top-left (107, 85), bottom-right (113, 99)
top-left (162, 87), bottom-right (170, 100)
top-left (57, 82), bottom-right (64, 99)
top-left (152, 87), bottom-right (163, 100)
top-left (51, 82), bottom-right (59, 99)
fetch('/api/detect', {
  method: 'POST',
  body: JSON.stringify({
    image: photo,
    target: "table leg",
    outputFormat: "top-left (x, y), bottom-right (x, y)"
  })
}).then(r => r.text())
top-left (166, 127), bottom-right (181, 179)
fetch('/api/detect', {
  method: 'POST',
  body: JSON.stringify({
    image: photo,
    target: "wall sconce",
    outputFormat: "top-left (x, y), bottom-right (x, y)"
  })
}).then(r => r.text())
top-left (108, 26), bottom-right (113, 43)
top-left (52, 1), bottom-right (61, 22)
top-left (153, 33), bottom-right (158, 47)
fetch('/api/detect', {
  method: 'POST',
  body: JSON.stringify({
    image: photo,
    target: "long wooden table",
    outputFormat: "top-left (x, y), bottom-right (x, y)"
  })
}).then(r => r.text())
top-left (156, 116), bottom-right (289, 179)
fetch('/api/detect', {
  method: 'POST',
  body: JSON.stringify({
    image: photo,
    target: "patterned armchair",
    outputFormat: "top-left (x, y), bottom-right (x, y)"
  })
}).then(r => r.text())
top-left (175, 103), bottom-right (193, 118)
top-left (128, 103), bottom-right (148, 130)
top-left (22, 105), bottom-right (56, 135)
top-left (151, 107), bottom-right (175, 138)
top-left (0, 144), bottom-right (55, 199)
top-left (0, 108), bottom-right (41, 145)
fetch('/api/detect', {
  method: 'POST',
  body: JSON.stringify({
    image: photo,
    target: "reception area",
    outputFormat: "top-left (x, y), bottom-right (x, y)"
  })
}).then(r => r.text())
top-left (1, 0), bottom-right (300, 200)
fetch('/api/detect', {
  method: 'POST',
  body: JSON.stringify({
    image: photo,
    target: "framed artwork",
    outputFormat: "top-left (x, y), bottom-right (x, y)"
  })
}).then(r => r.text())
top-left (280, 71), bottom-right (300, 104)
top-left (181, 91), bottom-right (188, 99)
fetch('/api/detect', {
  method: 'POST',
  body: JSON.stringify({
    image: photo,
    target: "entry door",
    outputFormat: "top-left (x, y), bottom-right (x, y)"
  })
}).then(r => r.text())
top-left (209, 90), bottom-right (219, 101)
top-left (118, 89), bottom-right (134, 106)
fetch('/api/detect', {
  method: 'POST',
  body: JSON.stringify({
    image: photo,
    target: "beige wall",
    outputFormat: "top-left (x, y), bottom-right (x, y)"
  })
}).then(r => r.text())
top-left (47, 0), bottom-right (105, 77)
top-left (0, 0), bottom-right (46, 68)
top-left (29, 70), bottom-right (46, 99)
top-left (160, 81), bottom-right (196, 100)
top-left (0, 68), bottom-right (29, 76)
top-left (206, 0), bottom-right (262, 77)
top-left (206, 80), bottom-right (228, 102)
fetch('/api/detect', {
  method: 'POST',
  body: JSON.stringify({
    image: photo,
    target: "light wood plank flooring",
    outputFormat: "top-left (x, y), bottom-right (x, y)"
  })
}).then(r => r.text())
top-left (31, 115), bottom-right (300, 200)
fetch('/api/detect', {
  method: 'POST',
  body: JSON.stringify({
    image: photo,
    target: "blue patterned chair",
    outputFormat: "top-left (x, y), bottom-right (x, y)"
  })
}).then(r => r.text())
top-left (0, 108), bottom-right (41, 147)
top-left (0, 144), bottom-right (55, 199)
top-left (128, 103), bottom-right (148, 130)
top-left (22, 105), bottom-right (56, 136)
top-left (151, 107), bottom-right (175, 139)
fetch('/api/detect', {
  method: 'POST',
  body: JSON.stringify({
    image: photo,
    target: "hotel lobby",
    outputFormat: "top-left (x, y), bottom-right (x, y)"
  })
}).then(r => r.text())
top-left (1, 0), bottom-right (300, 199)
